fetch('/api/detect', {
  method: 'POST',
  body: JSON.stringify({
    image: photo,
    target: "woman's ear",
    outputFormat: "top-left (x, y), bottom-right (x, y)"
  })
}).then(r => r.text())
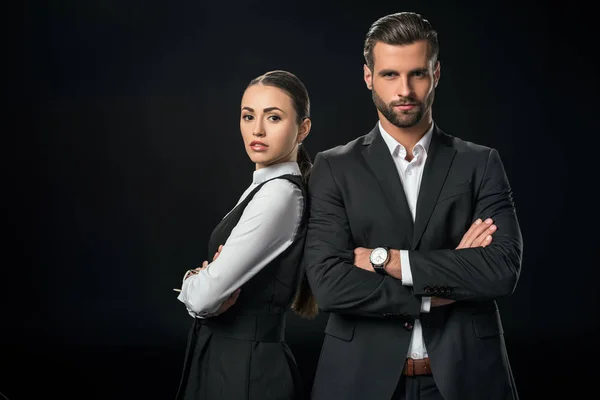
top-left (298, 118), bottom-right (311, 143)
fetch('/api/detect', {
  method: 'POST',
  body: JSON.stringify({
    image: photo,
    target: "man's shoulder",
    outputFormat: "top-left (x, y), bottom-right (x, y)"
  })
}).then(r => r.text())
top-left (317, 134), bottom-right (369, 161)
top-left (440, 128), bottom-right (494, 156)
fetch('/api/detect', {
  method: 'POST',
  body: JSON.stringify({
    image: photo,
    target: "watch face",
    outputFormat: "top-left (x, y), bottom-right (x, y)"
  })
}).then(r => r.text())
top-left (370, 248), bottom-right (388, 265)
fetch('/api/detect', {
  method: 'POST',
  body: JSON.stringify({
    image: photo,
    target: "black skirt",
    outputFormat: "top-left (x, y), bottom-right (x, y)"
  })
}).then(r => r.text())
top-left (175, 315), bottom-right (305, 400)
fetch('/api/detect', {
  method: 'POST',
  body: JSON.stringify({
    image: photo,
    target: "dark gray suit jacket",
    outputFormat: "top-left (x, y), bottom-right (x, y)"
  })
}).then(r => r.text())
top-left (304, 124), bottom-right (522, 400)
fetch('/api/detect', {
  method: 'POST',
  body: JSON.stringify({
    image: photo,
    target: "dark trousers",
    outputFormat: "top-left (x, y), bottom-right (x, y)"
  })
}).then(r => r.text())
top-left (391, 375), bottom-right (444, 400)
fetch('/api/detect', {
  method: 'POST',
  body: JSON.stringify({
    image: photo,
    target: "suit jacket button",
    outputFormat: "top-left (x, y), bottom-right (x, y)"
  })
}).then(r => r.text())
top-left (403, 322), bottom-right (413, 331)
top-left (424, 286), bottom-right (431, 293)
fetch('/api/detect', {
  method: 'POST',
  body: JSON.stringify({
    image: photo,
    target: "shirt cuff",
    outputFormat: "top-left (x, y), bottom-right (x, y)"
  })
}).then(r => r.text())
top-left (420, 297), bottom-right (431, 313)
top-left (400, 250), bottom-right (413, 286)
top-left (177, 274), bottom-right (210, 318)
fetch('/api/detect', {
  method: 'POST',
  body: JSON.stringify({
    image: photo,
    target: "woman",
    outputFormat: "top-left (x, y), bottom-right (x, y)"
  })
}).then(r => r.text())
top-left (175, 70), bottom-right (317, 400)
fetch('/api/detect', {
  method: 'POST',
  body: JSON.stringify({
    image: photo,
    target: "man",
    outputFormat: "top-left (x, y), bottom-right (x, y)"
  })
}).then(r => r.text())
top-left (304, 12), bottom-right (522, 400)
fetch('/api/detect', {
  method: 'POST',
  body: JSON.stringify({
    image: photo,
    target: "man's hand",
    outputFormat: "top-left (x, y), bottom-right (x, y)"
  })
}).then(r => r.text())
top-left (353, 247), bottom-right (375, 272)
top-left (431, 218), bottom-right (497, 307)
top-left (456, 218), bottom-right (496, 249)
top-left (430, 297), bottom-right (456, 307)
top-left (351, 218), bottom-right (498, 307)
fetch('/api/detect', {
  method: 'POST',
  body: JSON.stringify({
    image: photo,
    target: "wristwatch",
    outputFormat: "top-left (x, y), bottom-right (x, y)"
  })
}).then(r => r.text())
top-left (370, 247), bottom-right (389, 275)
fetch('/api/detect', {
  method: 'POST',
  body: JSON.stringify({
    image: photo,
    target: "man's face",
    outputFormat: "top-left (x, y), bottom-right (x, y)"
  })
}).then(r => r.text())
top-left (364, 40), bottom-right (440, 129)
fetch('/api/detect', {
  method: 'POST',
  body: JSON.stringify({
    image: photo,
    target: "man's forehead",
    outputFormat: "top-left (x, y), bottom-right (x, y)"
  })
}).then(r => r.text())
top-left (372, 41), bottom-right (433, 69)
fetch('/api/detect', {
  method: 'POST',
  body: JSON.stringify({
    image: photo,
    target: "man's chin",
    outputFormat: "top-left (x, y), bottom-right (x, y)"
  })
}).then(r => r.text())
top-left (392, 118), bottom-right (420, 129)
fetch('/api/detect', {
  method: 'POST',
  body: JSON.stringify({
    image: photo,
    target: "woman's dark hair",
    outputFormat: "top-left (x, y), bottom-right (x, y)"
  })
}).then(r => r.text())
top-left (247, 70), bottom-right (318, 319)
top-left (247, 70), bottom-right (313, 184)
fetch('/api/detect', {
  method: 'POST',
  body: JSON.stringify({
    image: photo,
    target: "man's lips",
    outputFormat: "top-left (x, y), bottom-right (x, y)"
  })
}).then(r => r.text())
top-left (394, 104), bottom-right (417, 111)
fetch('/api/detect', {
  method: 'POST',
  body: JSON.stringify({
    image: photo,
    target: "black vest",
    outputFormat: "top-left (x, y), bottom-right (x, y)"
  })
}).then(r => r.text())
top-left (201, 174), bottom-right (308, 341)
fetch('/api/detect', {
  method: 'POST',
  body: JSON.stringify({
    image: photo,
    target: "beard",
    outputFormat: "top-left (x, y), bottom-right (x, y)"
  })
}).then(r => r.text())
top-left (372, 86), bottom-right (435, 129)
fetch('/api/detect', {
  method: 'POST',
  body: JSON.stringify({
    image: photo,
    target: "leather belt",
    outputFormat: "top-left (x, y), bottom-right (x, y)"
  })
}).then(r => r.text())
top-left (402, 357), bottom-right (432, 376)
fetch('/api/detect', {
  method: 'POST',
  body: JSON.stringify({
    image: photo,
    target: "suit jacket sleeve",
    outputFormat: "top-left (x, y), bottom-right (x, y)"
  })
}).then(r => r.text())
top-left (304, 152), bottom-right (422, 319)
top-left (409, 149), bottom-right (523, 301)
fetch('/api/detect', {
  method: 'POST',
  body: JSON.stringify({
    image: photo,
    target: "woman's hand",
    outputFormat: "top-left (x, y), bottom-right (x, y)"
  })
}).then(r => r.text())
top-left (179, 245), bottom-right (242, 316)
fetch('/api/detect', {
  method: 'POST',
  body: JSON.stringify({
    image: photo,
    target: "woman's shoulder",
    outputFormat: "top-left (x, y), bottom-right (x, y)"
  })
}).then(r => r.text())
top-left (258, 175), bottom-right (304, 198)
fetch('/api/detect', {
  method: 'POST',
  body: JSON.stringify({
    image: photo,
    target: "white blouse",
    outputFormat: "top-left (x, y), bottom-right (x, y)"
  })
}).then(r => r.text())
top-left (177, 162), bottom-right (304, 317)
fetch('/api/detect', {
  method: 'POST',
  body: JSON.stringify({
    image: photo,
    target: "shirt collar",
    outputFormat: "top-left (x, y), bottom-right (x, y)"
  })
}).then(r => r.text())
top-left (378, 120), bottom-right (434, 158)
top-left (252, 161), bottom-right (301, 184)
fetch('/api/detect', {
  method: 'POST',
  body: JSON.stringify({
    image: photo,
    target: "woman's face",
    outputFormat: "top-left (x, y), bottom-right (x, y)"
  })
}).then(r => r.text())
top-left (240, 84), bottom-right (309, 170)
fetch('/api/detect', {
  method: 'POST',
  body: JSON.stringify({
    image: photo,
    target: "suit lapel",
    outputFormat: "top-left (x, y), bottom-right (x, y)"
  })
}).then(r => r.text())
top-left (411, 126), bottom-right (456, 249)
top-left (361, 125), bottom-right (414, 244)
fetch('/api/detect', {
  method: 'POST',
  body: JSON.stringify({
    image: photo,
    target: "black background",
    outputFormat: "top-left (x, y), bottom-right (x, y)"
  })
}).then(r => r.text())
top-left (5, 1), bottom-right (599, 399)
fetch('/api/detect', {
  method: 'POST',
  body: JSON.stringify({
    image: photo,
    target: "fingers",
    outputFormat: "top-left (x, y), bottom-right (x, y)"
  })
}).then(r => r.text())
top-left (456, 219), bottom-right (478, 249)
top-left (471, 222), bottom-right (496, 248)
top-left (431, 296), bottom-right (456, 307)
top-left (458, 218), bottom-right (487, 248)
top-left (189, 246), bottom-right (225, 278)
top-left (225, 289), bottom-right (240, 304)
top-left (223, 289), bottom-right (241, 308)
top-left (212, 289), bottom-right (241, 316)
top-left (472, 224), bottom-right (496, 248)
top-left (212, 245), bottom-right (224, 262)
top-left (191, 261), bottom-right (208, 273)
top-left (472, 233), bottom-right (492, 248)
top-left (187, 245), bottom-right (225, 282)
top-left (456, 218), bottom-right (495, 249)
top-left (184, 268), bottom-right (200, 280)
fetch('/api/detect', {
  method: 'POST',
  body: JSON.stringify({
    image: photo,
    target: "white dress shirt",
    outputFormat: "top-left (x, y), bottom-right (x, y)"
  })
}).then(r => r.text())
top-left (177, 162), bottom-right (304, 317)
top-left (379, 120), bottom-right (433, 360)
